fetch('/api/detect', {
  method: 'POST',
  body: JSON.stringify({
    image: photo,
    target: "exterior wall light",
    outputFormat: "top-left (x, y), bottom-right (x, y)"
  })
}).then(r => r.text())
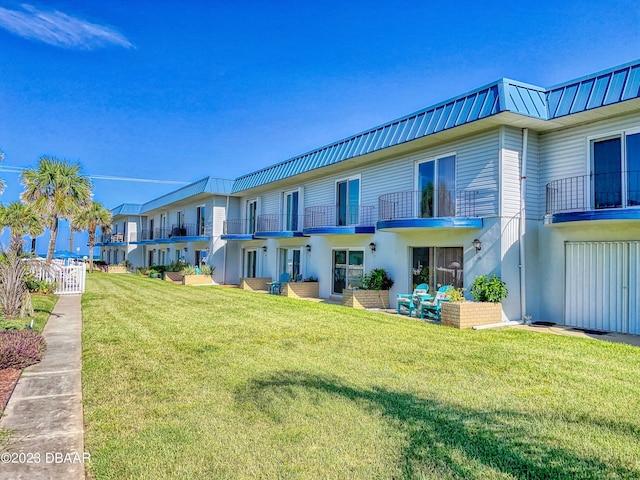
top-left (262, 245), bottom-right (267, 253)
top-left (472, 238), bottom-right (482, 252)
top-left (369, 242), bottom-right (376, 253)
top-left (184, 246), bottom-right (188, 252)
top-left (305, 244), bottom-right (311, 253)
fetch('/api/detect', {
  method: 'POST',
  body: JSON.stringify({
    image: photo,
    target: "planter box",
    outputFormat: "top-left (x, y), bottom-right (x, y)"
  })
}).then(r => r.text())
top-left (164, 272), bottom-right (183, 284)
top-left (106, 265), bottom-right (128, 274)
top-left (182, 274), bottom-right (213, 286)
top-left (441, 302), bottom-right (503, 329)
top-left (343, 289), bottom-right (391, 309)
top-left (239, 277), bottom-right (272, 292)
top-left (281, 282), bottom-right (319, 299)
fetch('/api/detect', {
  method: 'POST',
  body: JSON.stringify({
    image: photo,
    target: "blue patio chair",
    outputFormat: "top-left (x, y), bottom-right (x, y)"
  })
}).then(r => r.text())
top-left (396, 283), bottom-right (431, 317)
top-left (419, 285), bottom-right (452, 321)
top-left (270, 272), bottom-right (291, 295)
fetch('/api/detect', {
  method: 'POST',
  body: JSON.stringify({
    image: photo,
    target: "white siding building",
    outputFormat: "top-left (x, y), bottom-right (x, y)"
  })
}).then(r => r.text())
top-left (105, 59), bottom-right (640, 335)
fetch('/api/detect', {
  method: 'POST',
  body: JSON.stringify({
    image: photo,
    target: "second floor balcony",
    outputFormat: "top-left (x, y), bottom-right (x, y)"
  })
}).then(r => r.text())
top-left (545, 171), bottom-right (640, 224)
top-left (254, 214), bottom-right (306, 238)
top-left (303, 205), bottom-right (376, 235)
top-left (135, 223), bottom-right (210, 242)
top-left (376, 188), bottom-right (485, 231)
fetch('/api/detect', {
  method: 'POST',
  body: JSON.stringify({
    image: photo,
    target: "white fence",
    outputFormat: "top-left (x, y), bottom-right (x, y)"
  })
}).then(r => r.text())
top-left (28, 259), bottom-right (86, 295)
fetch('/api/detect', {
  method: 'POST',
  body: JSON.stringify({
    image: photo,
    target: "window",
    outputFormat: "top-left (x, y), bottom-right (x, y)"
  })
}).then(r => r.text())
top-left (417, 154), bottom-right (456, 217)
top-left (284, 191), bottom-right (299, 231)
top-left (279, 248), bottom-right (301, 280)
top-left (149, 219), bottom-right (154, 240)
top-left (196, 206), bottom-right (206, 235)
top-left (412, 247), bottom-right (463, 290)
top-left (176, 211), bottom-right (185, 228)
top-left (332, 249), bottom-right (364, 294)
top-left (336, 178), bottom-right (360, 225)
top-left (592, 133), bottom-right (640, 208)
top-left (246, 200), bottom-right (258, 234)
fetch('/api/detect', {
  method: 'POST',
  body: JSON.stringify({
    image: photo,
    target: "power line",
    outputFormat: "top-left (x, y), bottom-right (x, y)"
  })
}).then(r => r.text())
top-left (0, 165), bottom-right (189, 185)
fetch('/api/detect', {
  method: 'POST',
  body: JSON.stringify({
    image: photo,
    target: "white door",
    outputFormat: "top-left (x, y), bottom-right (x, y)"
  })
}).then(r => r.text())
top-left (565, 241), bottom-right (639, 334)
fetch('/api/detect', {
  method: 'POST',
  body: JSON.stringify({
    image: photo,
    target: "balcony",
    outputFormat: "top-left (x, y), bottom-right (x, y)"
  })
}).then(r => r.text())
top-left (545, 171), bottom-right (640, 224)
top-left (376, 189), bottom-right (484, 231)
top-left (222, 219), bottom-right (255, 240)
top-left (97, 232), bottom-right (129, 245)
top-left (133, 224), bottom-right (210, 243)
top-left (254, 214), bottom-right (306, 238)
top-left (303, 205), bottom-right (376, 235)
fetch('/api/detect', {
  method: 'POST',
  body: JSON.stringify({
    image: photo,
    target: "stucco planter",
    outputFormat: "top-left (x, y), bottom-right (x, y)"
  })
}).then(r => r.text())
top-left (343, 289), bottom-right (391, 309)
top-left (182, 274), bottom-right (214, 285)
top-left (281, 282), bottom-right (319, 299)
top-left (106, 265), bottom-right (128, 274)
top-left (239, 277), bottom-right (272, 292)
top-left (441, 301), bottom-right (503, 329)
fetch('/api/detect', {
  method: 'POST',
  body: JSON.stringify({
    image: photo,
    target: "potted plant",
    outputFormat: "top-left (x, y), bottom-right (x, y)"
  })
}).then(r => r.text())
top-left (343, 268), bottom-right (394, 309)
top-left (441, 274), bottom-right (507, 329)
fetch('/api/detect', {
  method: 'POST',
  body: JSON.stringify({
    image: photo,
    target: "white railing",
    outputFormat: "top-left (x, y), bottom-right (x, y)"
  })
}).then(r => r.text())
top-left (28, 259), bottom-right (86, 295)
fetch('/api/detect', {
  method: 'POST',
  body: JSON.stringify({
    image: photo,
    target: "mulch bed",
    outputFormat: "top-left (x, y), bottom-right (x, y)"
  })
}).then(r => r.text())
top-left (0, 368), bottom-right (21, 412)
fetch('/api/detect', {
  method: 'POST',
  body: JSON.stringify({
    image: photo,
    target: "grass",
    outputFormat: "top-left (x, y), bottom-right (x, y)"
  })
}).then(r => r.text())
top-left (0, 294), bottom-right (58, 333)
top-left (82, 273), bottom-right (640, 479)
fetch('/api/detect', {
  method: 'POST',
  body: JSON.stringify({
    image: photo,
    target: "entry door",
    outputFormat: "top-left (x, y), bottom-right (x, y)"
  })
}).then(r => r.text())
top-left (565, 241), bottom-right (639, 334)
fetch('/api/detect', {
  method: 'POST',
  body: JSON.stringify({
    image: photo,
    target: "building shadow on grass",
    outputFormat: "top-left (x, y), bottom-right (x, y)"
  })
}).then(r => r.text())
top-left (235, 370), bottom-right (635, 479)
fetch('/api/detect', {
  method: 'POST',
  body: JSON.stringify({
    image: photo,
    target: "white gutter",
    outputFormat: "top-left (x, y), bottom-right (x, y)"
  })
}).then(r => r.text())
top-left (222, 195), bottom-right (230, 285)
top-left (519, 128), bottom-right (528, 321)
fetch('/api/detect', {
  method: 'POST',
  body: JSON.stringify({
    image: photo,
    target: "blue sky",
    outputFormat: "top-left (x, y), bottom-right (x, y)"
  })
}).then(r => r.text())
top-left (1, 0), bottom-right (640, 253)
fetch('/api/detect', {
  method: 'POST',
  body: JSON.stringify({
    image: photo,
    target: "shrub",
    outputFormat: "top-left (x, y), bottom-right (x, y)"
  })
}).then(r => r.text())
top-left (199, 265), bottom-right (213, 275)
top-left (181, 265), bottom-right (197, 275)
top-left (447, 287), bottom-right (466, 302)
top-left (470, 274), bottom-right (508, 303)
top-left (25, 275), bottom-right (56, 295)
top-left (361, 268), bottom-right (394, 291)
top-left (167, 260), bottom-right (189, 272)
top-left (0, 329), bottom-right (47, 369)
top-left (304, 275), bottom-right (318, 282)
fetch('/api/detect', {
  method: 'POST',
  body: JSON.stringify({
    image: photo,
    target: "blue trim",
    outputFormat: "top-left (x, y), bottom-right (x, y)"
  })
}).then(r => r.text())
top-left (96, 241), bottom-right (126, 246)
top-left (221, 234), bottom-right (255, 240)
top-left (131, 236), bottom-right (211, 245)
top-left (302, 226), bottom-right (376, 235)
top-left (377, 217), bottom-right (483, 230)
top-left (253, 231), bottom-right (307, 238)
top-left (545, 209), bottom-right (640, 224)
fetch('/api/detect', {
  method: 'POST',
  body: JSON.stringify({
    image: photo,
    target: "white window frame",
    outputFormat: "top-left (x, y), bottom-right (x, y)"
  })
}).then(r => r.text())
top-left (335, 175), bottom-right (361, 226)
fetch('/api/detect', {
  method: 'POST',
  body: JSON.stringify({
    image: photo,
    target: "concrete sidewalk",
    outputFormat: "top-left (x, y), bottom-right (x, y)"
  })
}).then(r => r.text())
top-left (0, 295), bottom-right (85, 480)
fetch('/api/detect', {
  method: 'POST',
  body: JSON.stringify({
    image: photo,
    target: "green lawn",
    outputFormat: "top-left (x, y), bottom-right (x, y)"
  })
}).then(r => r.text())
top-left (0, 293), bottom-right (57, 333)
top-left (82, 274), bottom-right (640, 479)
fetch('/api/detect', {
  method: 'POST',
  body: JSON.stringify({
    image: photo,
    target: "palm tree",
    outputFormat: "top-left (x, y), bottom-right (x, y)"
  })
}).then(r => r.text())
top-left (71, 201), bottom-right (112, 272)
top-left (0, 202), bottom-right (44, 254)
top-left (20, 156), bottom-right (93, 262)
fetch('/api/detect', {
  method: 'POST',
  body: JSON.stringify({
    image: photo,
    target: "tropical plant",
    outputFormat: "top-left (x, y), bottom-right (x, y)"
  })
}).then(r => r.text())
top-left (70, 201), bottom-right (112, 272)
top-left (181, 265), bottom-right (197, 275)
top-left (199, 265), bottom-right (213, 275)
top-left (0, 201), bottom-right (44, 254)
top-left (361, 268), bottom-right (394, 291)
top-left (20, 156), bottom-right (93, 263)
top-left (447, 286), bottom-right (466, 302)
top-left (470, 274), bottom-right (508, 303)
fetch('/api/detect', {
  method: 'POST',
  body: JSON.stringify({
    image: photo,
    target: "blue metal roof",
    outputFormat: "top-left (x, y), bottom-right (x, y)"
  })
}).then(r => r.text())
top-left (232, 79), bottom-right (547, 193)
top-left (231, 59), bottom-right (640, 193)
top-left (140, 176), bottom-right (233, 213)
top-left (111, 203), bottom-right (142, 216)
top-left (546, 60), bottom-right (640, 119)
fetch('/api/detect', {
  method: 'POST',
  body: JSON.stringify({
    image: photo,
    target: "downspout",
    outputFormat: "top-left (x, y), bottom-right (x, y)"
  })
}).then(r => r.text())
top-left (222, 195), bottom-right (230, 285)
top-left (519, 128), bottom-right (528, 321)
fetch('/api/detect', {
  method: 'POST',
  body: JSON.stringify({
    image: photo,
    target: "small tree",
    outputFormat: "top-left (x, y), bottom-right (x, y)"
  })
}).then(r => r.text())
top-left (0, 202), bottom-right (44, 254)
top-left (71, 201), bottom-right (112, 272)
